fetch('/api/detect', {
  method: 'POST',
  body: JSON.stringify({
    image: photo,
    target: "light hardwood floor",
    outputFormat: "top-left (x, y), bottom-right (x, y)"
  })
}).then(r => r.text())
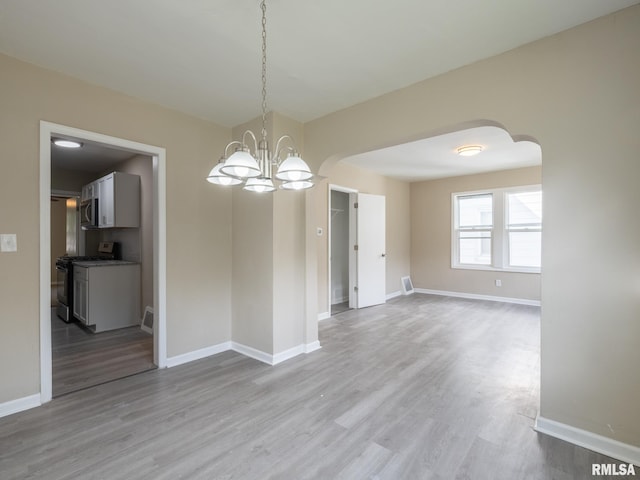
top-left (2, 295), bottom-right (636, 479)
top-left (331, 301), bottom-right (351, 315)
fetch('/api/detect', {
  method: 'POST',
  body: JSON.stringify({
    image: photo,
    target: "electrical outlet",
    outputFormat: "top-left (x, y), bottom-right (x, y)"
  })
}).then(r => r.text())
top-left (0, 234), bottom-right (17, 252)
top-left (495, 279), bottom-right (502, 287)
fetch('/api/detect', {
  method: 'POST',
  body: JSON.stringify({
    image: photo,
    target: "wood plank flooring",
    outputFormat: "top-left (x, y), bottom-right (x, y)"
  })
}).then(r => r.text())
top-left (2, 295), bottom-right (636, 479)
top-left (331, 301), bottom-right (351, 315)
top-left (51, 311), bottom-right (155, 397)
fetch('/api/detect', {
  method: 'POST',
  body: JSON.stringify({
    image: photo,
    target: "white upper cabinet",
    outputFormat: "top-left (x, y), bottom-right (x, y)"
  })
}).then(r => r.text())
top-left (85, 172), bottom-right (140, 228)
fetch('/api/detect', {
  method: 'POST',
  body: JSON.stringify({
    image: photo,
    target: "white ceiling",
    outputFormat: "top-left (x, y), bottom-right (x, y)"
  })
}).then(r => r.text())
top-left (342, 126), bottom-right (541, 182)
top-left (3, 0), bottom-right (636, 177)
top-left (0, 0), bottom-right (637, 128)
top-left (51, 136), bottom-right (139, 173)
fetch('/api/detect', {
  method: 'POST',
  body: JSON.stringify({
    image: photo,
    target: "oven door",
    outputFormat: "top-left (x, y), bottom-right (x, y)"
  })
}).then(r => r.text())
top-left (56, 263), bottom-right (72, 322)
top-left (56, 264), bottom-right (69, 305)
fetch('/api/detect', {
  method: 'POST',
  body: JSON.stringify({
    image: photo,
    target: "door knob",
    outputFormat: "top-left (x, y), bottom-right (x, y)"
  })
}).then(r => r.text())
top-left (381, 253), bottom-right (386, 257)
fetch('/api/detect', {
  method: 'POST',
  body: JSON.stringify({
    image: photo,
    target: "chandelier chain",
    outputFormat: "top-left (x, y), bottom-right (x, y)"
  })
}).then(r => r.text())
top-left (261, 0), bottom-right (268, 141)
top-left (207, 0), bottom-right (314, 191)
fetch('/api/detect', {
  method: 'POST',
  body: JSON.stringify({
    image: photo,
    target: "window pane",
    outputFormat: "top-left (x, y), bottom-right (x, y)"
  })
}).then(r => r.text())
top-left (459, 231), bottom-right (491, 265)
top-left (458, 194), bottom-right (493, 228)
top-left (509, 231), bottom-right (541, 268)
top-left (508, 191), bottom-right (542, 226)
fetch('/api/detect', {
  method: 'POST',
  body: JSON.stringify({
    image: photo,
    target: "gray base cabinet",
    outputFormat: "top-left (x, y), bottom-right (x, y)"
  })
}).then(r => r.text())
top-left (73, 263), bottom-right (141, 333)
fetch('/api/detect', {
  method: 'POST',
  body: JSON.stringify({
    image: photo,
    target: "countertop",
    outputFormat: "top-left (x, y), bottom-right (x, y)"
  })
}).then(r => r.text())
top-left (73, 260), bottom-right (139, 267)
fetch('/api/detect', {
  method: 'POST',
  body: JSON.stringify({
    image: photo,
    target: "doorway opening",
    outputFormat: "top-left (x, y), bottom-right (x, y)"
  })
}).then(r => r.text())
top-left (329, 185), bottom-right (357, 316)
top-left (40, 121), bottom-right (167, 403)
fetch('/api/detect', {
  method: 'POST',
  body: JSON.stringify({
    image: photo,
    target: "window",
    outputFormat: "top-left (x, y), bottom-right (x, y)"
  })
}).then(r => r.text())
top-left (506, 191), bottom-right (542, 268)
top-left (453, 186), bottom-right (541, 273)
top-left (456, 193), bottom-right (493, 266)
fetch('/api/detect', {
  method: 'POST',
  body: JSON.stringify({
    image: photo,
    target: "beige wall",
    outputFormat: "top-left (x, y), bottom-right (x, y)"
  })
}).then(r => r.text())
top-left (0, 53), bottom-right (233, 402)
top-left (303, 6), bottom-right (640, 447)
top-left (230, 115), bottom-right (274, 354)
top-left (230, 112), bottom-right (307, 355)
top-left (411, 166), bottom-right (541, 301)
top-left (272, 113), bottom-right (307, 354)
top-left (315, 161), bottom-right (411, 315)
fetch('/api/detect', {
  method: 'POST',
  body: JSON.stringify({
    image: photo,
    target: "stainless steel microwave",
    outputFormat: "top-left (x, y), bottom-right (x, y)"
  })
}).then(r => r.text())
top-left (80, 198), bottom-right (98, 229)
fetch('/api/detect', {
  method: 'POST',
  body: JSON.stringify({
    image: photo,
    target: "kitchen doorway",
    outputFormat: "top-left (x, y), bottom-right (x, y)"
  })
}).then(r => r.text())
top-left (49, 185), bottom-right (154, 397)
top-left (40, 121), bottom-right (167, 403)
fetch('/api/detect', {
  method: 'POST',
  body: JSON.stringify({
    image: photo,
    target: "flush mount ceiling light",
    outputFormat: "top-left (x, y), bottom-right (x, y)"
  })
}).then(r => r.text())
top-left (206, 0), bottom-right (314, 192)
top-left (456, 145), bottom-right (484, 156)
top-left (52, 138), bottom-right (83, 149)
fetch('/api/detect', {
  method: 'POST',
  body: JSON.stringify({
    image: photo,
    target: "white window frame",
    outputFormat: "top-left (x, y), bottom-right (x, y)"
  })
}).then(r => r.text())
top-left (452, 185), bottom-right (541, 274)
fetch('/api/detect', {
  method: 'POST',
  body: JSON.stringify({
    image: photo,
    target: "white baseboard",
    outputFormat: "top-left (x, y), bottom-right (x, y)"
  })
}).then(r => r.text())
top-left (535, 415), bottom-right (640, 466)
top-left (232, 341), bottom-right (322, 366)
top-left (386, 290), bottom-right (402, 300)
top-left (318, 311), bottom-right (331, 321)
top-left (165, 341), bottom-right (232, 368)
top-left (231, 342), bottom-right (273, 365)
top-left (166, 339), bottom-right (321, 369)
top-left (304, 340), bottom-right (321, 353)
top-left (415, 288), bottom-right (541, 307)
top-left (0, 394), bottom-right (41, 419)
top-left (272, 344), bottom-right (305, 365)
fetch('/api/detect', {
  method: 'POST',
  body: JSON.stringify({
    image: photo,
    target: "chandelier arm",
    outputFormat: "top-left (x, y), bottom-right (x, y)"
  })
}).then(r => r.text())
top-left (223, 140), bottom-right (243, 158)
top-left (241, 130), bottom-right (259, 155)
top-left (273, 135), bottom-right (297, 164)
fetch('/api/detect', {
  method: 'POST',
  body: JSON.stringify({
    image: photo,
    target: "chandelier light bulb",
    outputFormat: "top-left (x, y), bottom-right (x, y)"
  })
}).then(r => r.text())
top-left (280, 180), bottom-right (314, 191)
top-left (275, 154), bottom-right (313, 182)
top-left (220, 149), bottom-right (261, 179)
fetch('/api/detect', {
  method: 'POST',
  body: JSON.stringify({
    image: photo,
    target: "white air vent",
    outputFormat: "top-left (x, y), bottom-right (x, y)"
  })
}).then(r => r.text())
top-left (141, 306), bottom-right (154, 334)
top-left (401, 276), bottom-right (414, 295)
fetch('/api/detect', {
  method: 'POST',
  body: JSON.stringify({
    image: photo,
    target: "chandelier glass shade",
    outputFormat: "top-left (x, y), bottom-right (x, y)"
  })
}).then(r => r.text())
top-left (206, 162), bottom-right (243, 186)
top-left (206, 0), bottom-right (314, 192)
top-left (220, 148), bottom-right (262, 179)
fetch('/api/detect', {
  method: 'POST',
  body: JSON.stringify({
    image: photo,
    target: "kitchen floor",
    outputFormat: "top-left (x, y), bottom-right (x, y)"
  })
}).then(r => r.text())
top-left (51, 309), bottom-right (155, 397)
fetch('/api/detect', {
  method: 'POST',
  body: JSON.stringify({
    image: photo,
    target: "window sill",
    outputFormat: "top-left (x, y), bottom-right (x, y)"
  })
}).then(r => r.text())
top-left (452, 264), bottom-right (541, 274)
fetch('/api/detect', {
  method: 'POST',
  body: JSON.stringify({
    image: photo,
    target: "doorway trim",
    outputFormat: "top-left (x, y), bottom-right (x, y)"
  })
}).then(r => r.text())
top-left (328, 184), bottom-right (358, 315)
top-left (39, 121), bottom-right (167, 403)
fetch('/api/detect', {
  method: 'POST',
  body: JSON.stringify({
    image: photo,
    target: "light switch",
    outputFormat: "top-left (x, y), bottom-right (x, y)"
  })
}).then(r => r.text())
top-left (0, 234), bottom-right (17, 252)
top-left (316, 227), bottom-right (323, 236)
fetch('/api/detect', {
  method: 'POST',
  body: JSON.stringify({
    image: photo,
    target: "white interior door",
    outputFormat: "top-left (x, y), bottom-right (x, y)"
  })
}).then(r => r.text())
top-left (356, 193), bottom-right (386, 308)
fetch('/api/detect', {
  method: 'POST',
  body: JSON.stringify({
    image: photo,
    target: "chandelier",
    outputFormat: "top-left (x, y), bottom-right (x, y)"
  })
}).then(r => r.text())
top-left (206, 0), bottom-right (313, 192)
